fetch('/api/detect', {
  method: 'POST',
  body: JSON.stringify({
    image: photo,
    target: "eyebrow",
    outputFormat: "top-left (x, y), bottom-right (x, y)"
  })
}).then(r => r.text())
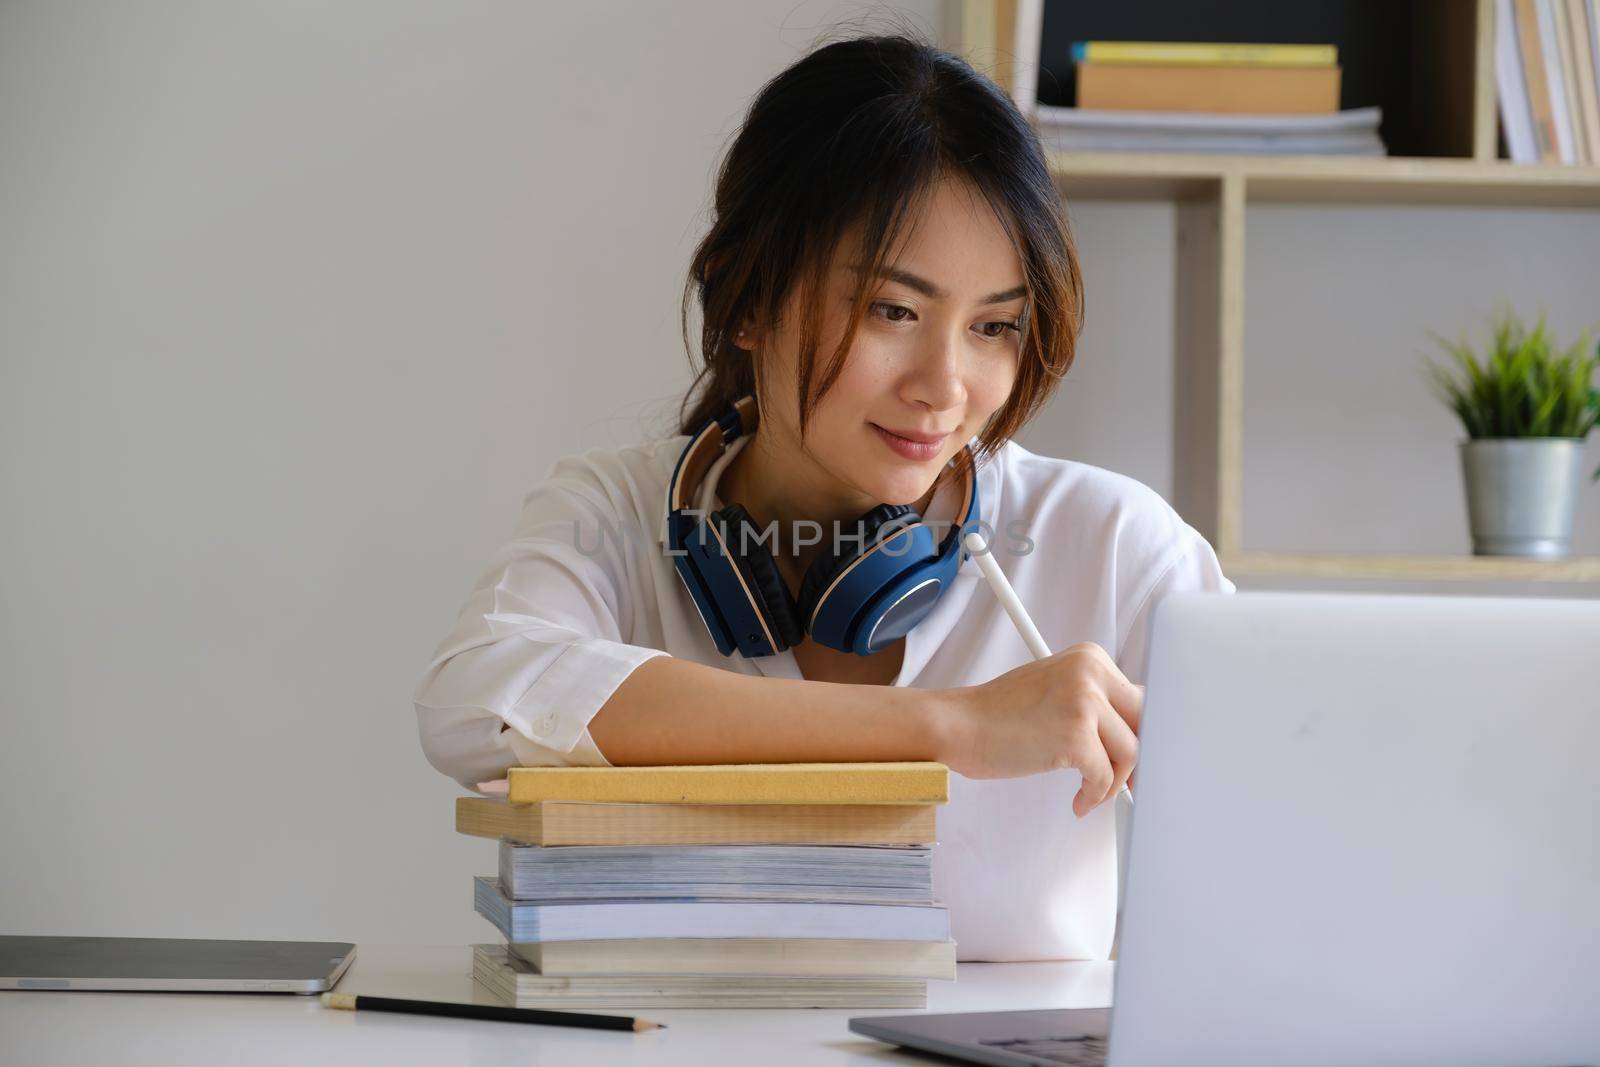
top-left (848, 263), bottom-right (1026, 306)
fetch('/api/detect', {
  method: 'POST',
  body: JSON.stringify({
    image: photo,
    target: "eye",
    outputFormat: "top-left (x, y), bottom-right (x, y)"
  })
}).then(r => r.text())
top-left (870, 302), bottom-right (1022, 342)
top-left (979, 320), bottom-right (1023, 341)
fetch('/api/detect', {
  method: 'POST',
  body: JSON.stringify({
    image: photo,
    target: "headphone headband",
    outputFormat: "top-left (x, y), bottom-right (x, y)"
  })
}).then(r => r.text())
top-left (669, 394), bottom-right (757, 514)
top-left (669, 394), bottom-right (975, 539)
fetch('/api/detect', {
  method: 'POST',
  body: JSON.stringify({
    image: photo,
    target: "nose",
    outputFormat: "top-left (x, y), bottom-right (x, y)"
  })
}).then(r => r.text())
top-left (901, 324), bottom-right (968, 414)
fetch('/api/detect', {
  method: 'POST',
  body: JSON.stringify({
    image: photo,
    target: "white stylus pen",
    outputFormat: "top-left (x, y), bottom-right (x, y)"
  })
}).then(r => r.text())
top-left (962, 530), bottom-right (1134, 956)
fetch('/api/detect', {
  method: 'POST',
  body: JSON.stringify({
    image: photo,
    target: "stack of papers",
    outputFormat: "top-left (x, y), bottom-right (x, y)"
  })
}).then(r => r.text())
top-left (1036, 104), bottom-right (1386, 155)
top-left (459, 762), bottom-right (956, 1009)
top-left (499, 841), bottom-right (934, 903)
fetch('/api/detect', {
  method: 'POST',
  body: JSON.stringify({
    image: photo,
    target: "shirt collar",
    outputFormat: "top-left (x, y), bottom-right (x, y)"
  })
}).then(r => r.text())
top-left (657, 433), bottom-right (1005, 574)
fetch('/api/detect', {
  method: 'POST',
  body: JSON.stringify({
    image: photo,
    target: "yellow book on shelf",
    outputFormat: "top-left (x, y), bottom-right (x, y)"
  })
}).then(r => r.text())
top-left (1077, 62), bottom-right (1340, 114)
top-left (1071, 41), bottom-right (1337, 67)
top-left (505, 762), bottom-right (949, 806)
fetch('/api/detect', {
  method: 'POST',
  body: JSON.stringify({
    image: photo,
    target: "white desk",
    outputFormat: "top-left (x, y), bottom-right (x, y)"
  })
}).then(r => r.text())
top-left (1, 944), bottom-right (1113, 1065)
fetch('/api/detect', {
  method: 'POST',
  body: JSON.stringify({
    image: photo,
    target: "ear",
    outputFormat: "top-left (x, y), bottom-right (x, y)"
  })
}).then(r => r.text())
top-left (731, 317), bottom-right (760, 352)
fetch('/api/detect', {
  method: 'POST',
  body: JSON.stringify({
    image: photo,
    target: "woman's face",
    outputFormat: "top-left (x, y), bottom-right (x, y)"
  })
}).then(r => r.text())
top-left (739, 176), bottom-right (1027, 510)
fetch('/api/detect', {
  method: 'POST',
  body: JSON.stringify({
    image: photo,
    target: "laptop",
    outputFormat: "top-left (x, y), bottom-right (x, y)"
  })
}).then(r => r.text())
top-left (850, 590), bottom-right (1600, 1067)
top-left (0, 936), bottom-right (356, 993)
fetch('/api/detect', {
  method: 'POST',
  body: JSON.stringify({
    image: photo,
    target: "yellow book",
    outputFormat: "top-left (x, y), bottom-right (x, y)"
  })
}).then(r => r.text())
top-left (1078, 63), bottom-right (1340, 114)
top-left (505, 762), bottom-right (949, 806)
top-left (1071, 41), bottom-right (1337, 67)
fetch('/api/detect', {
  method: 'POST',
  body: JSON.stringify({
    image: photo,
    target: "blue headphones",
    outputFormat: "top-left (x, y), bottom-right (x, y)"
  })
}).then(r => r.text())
top-left (665, 392), bottom-right (982, 658)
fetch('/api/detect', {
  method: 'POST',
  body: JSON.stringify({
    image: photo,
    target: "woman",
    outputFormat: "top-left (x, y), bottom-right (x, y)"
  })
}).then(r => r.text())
top-left (413, 32), bottom-right (1234, 961)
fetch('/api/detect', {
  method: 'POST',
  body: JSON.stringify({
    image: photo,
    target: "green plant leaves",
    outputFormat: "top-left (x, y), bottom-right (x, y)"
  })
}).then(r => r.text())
top-left (1419, 309), bottom-right (1600, 472)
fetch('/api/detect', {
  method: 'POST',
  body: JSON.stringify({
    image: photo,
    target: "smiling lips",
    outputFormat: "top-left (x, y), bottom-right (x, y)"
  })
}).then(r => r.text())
top-left (871, 422), bottom-right (951, 460)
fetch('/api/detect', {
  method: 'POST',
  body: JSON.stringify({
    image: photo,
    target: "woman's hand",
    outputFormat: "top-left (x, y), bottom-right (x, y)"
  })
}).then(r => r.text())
top-left (936, 642), bottom-right (1144, 816)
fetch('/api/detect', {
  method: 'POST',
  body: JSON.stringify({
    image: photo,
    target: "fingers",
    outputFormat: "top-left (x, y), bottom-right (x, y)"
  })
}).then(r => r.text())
top-left (1072, 643), bottom-right (1144, 736)
top-left (1073, 698), bottom-right (1138, 817)
top-left (1104, 674), bottom-right (1144, 736)
top-left (1072, 712), bottom-right (1114, 818)
top-left (1098, 702), bottom-right (1139, 798)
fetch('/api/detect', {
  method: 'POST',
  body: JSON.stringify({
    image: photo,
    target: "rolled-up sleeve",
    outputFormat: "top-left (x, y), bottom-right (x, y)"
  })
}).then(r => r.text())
top-left (413, 457), bottom-right (669, 791)
top-left (1114, 527), bottom-right (1235, 688)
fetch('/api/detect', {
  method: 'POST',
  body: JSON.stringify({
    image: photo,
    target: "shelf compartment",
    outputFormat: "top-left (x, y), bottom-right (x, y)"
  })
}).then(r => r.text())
top-left (1224, 551), bottom-right (1600, 583)
top-left (1028, 0), bottom-right (1486, 159)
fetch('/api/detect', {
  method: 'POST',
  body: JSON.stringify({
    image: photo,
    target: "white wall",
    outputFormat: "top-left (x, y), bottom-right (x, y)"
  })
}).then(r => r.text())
top-left (3, 1), bottom-right (1596, 947)
top-left (0, 0), bottom-right (941, 946)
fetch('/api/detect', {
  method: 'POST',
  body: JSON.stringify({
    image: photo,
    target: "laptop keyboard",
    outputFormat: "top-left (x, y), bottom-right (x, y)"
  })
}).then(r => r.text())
top-left (979, 1033), bottom-right (1109, 1066)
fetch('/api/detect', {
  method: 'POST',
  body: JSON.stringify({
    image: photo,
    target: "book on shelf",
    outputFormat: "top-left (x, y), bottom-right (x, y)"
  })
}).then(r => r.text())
top-left (497, 839), bottom-right (934, 903)
top-left (1565, 0), bottom-right (1600, 158)
top-left (1034, 104), bottom-right (1383, 157)
top-left (1514, 0), bottom-right (1561, 160)
top-left (1501, 0), bottom-right (1600, 163)
top-left (1069, 39), bottom-right (1339, 115)
top-left (505, 936), bottom-right (957, 980)
top-left (1077, 63), bottom-right (1340, 114)
top-left (1553, 0), bottom-right (1592, 160)
top-left (472, 943), bottom-right (929, 1009)
top-left (472, 875), bottom-right (952, 943)
top-left (503, 761), bottom-right (949, 806)
top-left (1539, 0), bottom-right (1580, 160)
top-left (1502, 0), bottom-right (1548, 159)
top-left (1070, 41), bottom-right (1337, 67)
top-left (456, 795), bottom-right (938, 846)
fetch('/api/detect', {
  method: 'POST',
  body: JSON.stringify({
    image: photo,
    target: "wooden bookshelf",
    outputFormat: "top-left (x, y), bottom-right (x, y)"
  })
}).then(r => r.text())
top-left (950, 0), bottom-right (1600, 584)
top-left (1224, 551), bottom-right (1600, 583)
top-left (1047, 152), bottom-right (1600, 207)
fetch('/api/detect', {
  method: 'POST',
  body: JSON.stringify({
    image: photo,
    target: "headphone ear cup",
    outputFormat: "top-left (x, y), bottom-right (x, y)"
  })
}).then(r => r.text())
top-left (712, 504), bottom-right (805, 651)
top-left (795, 503), bottom-right (920, 631)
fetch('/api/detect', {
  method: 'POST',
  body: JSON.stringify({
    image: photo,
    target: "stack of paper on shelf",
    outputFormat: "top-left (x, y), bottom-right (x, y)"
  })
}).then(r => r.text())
top-left (1040, 40), bottom-right (1385, 156)
top-left (458, 762), bottom-right (956, 1009)
top-left (1035, 103), bottom-right (1384, 156)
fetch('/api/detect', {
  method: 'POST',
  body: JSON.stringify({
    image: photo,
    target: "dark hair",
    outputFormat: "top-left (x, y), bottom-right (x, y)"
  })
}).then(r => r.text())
top-left (677, 27), bottom-right (1084, 494)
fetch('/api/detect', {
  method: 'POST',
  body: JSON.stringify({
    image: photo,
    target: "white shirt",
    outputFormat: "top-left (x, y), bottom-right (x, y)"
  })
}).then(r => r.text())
top-left (413, 434), bottom-right (1235, 961)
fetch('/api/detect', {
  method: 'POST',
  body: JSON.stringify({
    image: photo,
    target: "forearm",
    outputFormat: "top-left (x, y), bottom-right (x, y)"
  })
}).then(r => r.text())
top-left (588, 654), bottom-right (966, 766)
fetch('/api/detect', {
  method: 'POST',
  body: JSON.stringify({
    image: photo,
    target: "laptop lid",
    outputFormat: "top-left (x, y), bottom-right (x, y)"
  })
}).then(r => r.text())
top-left (0, 936), bottom-right (356, 994)
top-left (1108, 590), bottom-right (1600, 1067)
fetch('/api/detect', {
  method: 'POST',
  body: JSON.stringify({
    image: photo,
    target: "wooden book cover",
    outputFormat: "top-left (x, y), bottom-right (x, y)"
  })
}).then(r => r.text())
top-left (1077, 63), bottom-right (1340, 114)
top-left (504, 761), bottom-right (948, 806)
top-left (455, 796), bottom-right (937, 846)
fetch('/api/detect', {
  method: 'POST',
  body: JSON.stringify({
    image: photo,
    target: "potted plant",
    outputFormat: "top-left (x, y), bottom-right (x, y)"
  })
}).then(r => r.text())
top-left (1421, 308), bottom-right (1600, 559)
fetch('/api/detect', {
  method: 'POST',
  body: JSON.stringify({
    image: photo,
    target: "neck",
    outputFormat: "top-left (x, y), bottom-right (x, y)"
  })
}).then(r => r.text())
top-left (717, 430), bottom-right (939, 583)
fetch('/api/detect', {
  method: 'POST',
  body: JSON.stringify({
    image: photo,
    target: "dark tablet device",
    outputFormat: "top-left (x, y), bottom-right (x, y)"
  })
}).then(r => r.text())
top-left (0, 936), bottom-right (356, 993)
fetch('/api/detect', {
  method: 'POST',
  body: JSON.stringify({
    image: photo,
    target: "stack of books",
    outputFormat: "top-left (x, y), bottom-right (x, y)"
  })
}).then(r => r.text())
top-left (458, 762), bottom-right (956, 1009)
top-left (1038, 40), bottom-right (1384, 156)
top-left (1495, 0), bottom-right (1600, 164)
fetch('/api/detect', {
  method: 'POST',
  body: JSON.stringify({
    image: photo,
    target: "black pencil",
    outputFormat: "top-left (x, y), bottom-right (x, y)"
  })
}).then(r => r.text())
top-left (320, 991), bottom-right (665, 1032)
